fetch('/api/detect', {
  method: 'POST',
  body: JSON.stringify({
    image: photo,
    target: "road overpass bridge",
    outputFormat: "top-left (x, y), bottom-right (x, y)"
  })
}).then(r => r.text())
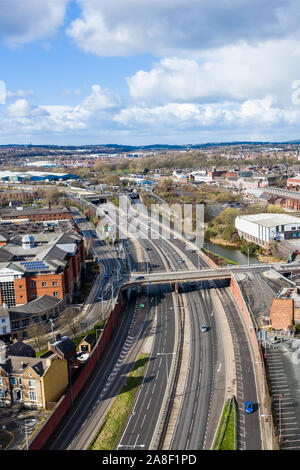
top-left (122, 262), bottom-right (300, 288)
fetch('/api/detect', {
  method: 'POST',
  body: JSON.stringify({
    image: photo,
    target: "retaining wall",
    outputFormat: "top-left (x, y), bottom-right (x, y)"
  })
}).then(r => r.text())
top-left (28, 292), bottom-right (124, 450)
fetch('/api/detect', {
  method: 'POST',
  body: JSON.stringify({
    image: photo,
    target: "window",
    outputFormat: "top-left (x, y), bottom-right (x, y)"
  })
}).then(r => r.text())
top-left (2, 327), bottom-right (6, 334)
top-left (29, 391), bottom-right (37, 402)
top-left (42, 282), bottom-right (47, 287)
top-left (52, 281), bottom-right (58, 286)
top-left (33, 316), bottom-right (39, 323)
top-left (0, 377), bottom-right (2, 385)
top-left (0, 389), bottom-right (5, 399)
top-left (1, 318), bottom-right (5, 323)
top-left (28, 380), bottom-right (35, 388)
top-left (53, 292), bottom-right (59, 297)
top-left (0, 281), bottom-right (16, 308)
top-left (22, 319), bottom-right (29, 327)
top-left (31, 293), bottom-right (37, 300)
top-left (10, 377), bottom-right (16, 385)
top-left (11, 321), bottom-right (20, 329)
top-left (31, 281), bottom-right (36, 288)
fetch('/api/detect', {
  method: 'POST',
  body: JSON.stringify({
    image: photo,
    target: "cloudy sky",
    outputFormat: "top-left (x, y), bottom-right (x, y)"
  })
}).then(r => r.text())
top-left (1, 0), bottom-right (300, 145)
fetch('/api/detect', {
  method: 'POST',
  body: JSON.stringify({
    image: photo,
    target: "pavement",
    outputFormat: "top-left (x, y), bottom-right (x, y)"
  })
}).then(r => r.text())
top-left (0, 407), bottom-right (48, 450)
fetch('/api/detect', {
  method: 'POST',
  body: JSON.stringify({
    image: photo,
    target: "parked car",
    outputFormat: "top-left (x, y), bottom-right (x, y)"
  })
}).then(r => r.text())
top-left (135, 276), bottom-right (145, 280)
top-left (201, 325), bottom-right (207, 332)
top-left (245, 401), bottom-right (254, 414)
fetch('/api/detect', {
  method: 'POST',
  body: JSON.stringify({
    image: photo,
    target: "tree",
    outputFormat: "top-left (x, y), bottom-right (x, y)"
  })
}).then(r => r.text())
top-left (27, 322), bottom-right (47, 353)
top-left (43, 187), bottom-right (62, 206)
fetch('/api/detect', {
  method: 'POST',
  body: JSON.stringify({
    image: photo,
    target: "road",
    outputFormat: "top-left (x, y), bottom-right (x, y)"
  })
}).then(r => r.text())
top-left (45, 291), bottom-right (139, 450)
top-left (118, 284), bottom-right (177, 449)
top-left (216, 283), bottom-right (262, 450)
top-left (170, 281), bottom-right (217, 450)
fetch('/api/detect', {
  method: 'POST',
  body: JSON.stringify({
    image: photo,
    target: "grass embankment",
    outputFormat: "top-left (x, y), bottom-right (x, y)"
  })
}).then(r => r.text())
top-left (213, 398), bottom-right (237, 450)
top-left (202, 247), bottom-right (237, 267)
top-left (89, 354), bottom-right (149, 450)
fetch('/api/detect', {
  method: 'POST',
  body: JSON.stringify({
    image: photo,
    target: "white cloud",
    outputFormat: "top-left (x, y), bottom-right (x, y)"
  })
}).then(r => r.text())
top-left (67, 0), bottom-right (300, 57)
top-left (7, 99), bottom-right (32, 117)
top-left (6, 89), bottom-right (35, 100)
top-left (0, 0), bottom-right (69, 46)
top-left (127, 40), bottom-right (300, 106)
top-left (114, 96), bottom-right (300, 131)
top-left (3, 84), bottom-right (121, 135)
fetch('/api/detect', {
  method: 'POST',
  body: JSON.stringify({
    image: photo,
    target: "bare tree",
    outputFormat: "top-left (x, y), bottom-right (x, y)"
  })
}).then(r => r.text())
top-left (27, 322), bottom-right (47, 353)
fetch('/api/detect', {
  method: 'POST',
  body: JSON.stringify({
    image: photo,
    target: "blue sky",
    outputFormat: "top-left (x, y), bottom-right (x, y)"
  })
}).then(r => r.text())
top-left (1, 0), bottom-right (300, 145)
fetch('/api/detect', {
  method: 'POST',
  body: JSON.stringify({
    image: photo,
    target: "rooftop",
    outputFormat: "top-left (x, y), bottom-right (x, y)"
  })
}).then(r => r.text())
top-left (238, 213), bottom-right (300, 227)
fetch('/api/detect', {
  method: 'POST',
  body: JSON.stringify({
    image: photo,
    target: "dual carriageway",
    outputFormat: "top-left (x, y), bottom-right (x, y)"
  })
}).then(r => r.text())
top-left (46, 194), bottom-right (265, 450)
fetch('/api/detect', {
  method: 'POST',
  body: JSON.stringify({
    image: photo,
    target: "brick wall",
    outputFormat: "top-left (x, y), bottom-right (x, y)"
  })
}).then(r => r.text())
top-left (269, 298), bottom-right (294, 330)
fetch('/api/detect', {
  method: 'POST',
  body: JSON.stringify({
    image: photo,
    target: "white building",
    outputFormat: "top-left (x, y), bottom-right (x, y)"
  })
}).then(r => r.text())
top-left (235, 213), bottom-right (300, 248)
top-left (0, 305), bottom-right (11, 339)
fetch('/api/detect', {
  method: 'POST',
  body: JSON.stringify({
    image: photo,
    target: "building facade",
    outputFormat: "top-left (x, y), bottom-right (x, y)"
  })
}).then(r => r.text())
top-left (235, 213), bottom-right (300, 248)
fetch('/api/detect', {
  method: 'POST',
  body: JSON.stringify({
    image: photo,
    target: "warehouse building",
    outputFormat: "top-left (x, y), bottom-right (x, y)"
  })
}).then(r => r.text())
top-left (0, 170), bottom-right (78, 183)
top-left (235, 213), bottom-right (300, 248)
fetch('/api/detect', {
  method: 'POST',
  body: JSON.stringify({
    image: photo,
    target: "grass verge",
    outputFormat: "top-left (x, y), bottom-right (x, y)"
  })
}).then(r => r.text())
top-left (213, 397), bottom-right (237, 450)
top-left (89, 353), bottom-right (149, 450)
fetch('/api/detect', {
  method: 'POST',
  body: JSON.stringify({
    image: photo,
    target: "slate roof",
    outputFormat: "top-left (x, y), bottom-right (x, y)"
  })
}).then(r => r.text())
top-left (7, 341), bottom-right (35, 358)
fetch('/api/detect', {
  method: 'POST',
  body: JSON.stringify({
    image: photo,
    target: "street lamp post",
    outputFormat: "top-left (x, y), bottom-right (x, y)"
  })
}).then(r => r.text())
top-left (278, 394), bottom-right (284, 444)
top-left (69, 363), bottom-right (74, 405)
top-left (260, 414), bottom-right (273, 450)
top-left (95, 328), bottom-right (103, 361)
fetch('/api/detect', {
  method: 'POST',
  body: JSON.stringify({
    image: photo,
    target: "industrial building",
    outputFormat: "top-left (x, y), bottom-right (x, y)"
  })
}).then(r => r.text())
top-left (0, 170), bottom-right (78, 183)
top-left (235, 213), bottom-right (300, 248)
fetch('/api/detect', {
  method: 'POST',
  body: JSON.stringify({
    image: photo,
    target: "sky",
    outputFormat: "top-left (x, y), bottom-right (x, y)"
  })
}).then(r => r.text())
top-left (1, 0), bottom-right (300, 145)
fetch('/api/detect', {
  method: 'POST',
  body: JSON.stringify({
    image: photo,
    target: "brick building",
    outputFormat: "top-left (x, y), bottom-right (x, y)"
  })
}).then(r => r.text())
top-left (269, 287), bottom-right (300, 330)
top-left (0, 207), bottom-right (72, 223)
top-left (0, 230), bottom-right (85, 309)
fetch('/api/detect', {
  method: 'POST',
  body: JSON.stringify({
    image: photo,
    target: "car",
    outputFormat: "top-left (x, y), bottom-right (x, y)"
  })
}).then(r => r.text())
top-left (104, 210), bottom-right (108, 215)
top-left (201, 325), bottom-right (207, 332)
top-left (179, 259), bottom-right (185, 263)
top-left (245, 401), bottom-right (254, 414)
top-left (103, 273), bottom-right (109, 279)
top-left (135, 276), bottom-right (145, 280)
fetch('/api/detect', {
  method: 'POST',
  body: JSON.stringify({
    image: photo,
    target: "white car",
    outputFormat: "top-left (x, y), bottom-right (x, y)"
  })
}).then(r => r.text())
top-left (201, 325), bottom-right (208, 332)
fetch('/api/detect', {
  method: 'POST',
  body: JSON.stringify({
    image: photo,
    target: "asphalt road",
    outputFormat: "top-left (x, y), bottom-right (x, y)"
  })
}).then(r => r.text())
top-left (216, 283), bottom-right (262, 450)
top-left (171, 281), bottom-right (217, 450)
top-left (118, 284), bottom-right (176, 450)
top-left (45, 292), bottom-right (138, 450)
